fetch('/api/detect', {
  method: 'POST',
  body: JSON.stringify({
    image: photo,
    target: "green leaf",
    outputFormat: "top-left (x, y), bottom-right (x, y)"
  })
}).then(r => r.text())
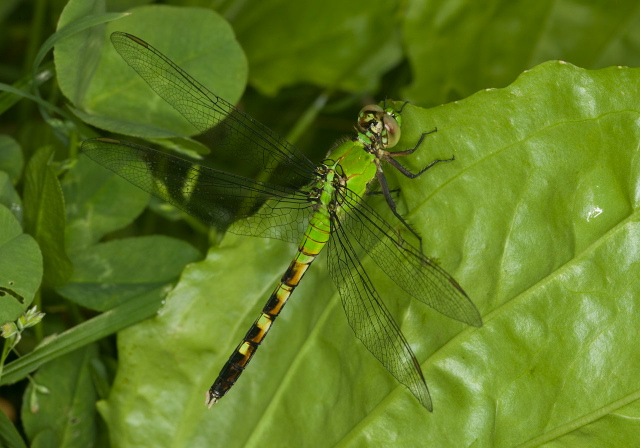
top-left (393, 62), bottom-right (640, 446)
top-left (403, 0), bottom-right (640, 104)
top-left (0, 407), bottom-right (27, 448)
top-left (23, 147), bottom-right (73, 288)
top-left (33, 10), bottom-right (129, 78)
top-left (230, 0), bottom-right (402, 95)
top-left (0, 288), bottom-right (163, 387)
top-left (0, 81), bottom-right (69, 119)
top-left (57, 235), bottom-right (201, 311)
top-left (96, 61), bottom-right (640, 446)
top-left (56, 3), bottom-right (247, 138)
top-left (0, 205), bottom-right (43, 325)
top-left (97, 235), bottom-right (335, 447)
top-left (0, 135), bottom-right (24, 184)
top-left (61, 154), bottom-right (148, 253)
top-left (21, 345), bottom-right (99, 447)
top-left (0, 171), bottom-right (23, 225)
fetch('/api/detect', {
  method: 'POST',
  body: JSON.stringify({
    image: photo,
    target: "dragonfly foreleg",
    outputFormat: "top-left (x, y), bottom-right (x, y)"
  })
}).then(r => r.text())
top-left (386, 128), bottom-right (437, 157)
top-left (374, 167), bottom-right (424, 253)
top-left (384, 99), bottom-right (411, 114)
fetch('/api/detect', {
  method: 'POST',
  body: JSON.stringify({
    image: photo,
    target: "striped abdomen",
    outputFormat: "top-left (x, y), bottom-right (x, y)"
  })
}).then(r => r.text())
top-left (206, 209), bottom-right (331, 407)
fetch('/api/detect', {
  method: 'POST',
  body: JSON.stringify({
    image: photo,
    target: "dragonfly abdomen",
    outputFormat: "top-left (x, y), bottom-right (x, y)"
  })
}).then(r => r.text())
top-left (206, 210), bottom-right (331, 407)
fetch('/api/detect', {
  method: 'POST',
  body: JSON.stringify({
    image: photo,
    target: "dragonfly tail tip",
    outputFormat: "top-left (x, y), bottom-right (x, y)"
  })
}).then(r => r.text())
top-left (205, 391), bottom-right (218, 409)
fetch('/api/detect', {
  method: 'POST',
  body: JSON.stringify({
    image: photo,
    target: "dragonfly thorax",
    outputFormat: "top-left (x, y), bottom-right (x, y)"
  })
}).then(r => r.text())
top-left (309, 160), bottom-right (347, 213)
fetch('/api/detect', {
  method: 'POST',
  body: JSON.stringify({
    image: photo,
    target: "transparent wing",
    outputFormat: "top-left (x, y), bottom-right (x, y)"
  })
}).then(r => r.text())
top-left (340, 188), bottom-right (482, 327)
top-left (82, 138), bottom-right (313, 243)
top-left (109, 32), bottom-right (316, 190)
top-left (327, 213), bottom-right (433, 411)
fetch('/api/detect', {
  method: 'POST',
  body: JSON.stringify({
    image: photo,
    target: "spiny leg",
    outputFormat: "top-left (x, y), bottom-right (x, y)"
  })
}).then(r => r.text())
top-left (378, 130), bottom-right (455, 253)
top-left (375, 167), bottom-right (425, 252)
top-left (384, 99), bottom-right (411, 114)
top-left (336, 189), bottom-right (482, 328)
top-left (385, 152), bottom-right (455, 179)
top-left (387, 128), bottom-right (438, 157)
top-left (366, 188), bottom-right (400, 196)
top-left (397, 100), bottom-right (410, 114)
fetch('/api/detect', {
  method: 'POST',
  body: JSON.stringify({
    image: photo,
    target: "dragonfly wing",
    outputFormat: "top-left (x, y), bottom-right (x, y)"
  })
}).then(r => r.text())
top-left (339, 188), bottom-right (482, 327)
top-left (82, 138), bottom-right (312, 243)
top-left (109, 32), bottom-right (316, 190)
top-left (328, 214), bottom-right (433, 411)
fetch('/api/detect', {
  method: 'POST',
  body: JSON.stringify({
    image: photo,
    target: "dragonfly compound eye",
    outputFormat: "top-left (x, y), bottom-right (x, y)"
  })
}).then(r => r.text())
top-left (381, 111), bottom-right (401, 149)
top-left (357, 104), bottom-right (384, 133)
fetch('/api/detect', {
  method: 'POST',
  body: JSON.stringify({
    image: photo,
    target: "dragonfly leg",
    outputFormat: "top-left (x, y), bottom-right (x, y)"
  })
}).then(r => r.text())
top-left (385, 152), bottom-right (455, 179)
top-left (375, 167), bottom-right (424, 253)
top-left (366, 188), bottom-right (400, 196)
top-left (384, 99), bottom-right (411, 114)
top-left (387, 128), bottom-right (438, 157)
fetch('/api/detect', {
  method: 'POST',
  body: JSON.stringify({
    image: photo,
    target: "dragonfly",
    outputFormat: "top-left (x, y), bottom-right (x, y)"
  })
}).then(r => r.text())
top-left (82, 32), bottom-right (482, 411)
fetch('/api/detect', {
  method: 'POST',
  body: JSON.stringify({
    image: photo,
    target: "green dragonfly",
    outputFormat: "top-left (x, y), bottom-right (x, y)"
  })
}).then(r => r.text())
top-left (82, 32), bottom-right (482, 411)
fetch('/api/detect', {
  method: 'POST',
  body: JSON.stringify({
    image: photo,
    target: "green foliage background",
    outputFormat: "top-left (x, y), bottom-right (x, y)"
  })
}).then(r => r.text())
top-left (1, 0), bottom-right (640, 447)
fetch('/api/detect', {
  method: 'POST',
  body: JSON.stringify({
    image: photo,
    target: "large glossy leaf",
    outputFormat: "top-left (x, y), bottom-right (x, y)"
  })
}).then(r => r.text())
top-left (95, 61), bottom-right (640, 446)
top-left (96, 235), bottom-right (335, 447)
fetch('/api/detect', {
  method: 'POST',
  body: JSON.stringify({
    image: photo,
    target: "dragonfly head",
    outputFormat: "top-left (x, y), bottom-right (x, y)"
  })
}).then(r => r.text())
top-left (357, 104), bottom-right (401, 149)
